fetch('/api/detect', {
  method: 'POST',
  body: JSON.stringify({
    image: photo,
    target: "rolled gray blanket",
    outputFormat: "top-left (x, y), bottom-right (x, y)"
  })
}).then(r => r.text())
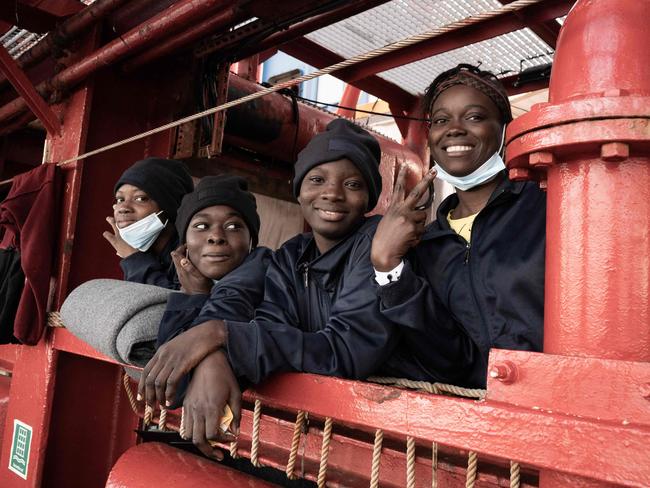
top-left (60, 279), bottom-right (172, 366)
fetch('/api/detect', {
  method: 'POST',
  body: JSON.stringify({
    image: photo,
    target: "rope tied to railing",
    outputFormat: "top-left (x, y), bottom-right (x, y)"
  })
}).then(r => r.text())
top-left (466, 451), bottom-right (478, 488)
top-left (286, 410), bottom-right (307, 480)
top-left (368, 376), bottom-right (486, 399)
top-left (369, 429), bottom-right (383, 488)
top-left (406, 436), bottom-right (416, 488)
top-left (317, 417), bottom-right (333, 488)
top-left (250, 399), bottom-right (263, 467)
top-left (53, 0), bottom-right (544, 167)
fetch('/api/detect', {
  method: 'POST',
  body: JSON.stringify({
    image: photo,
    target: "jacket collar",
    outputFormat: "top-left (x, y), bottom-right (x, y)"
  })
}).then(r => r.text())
top-left (424, 172), bottom-right (525, 240)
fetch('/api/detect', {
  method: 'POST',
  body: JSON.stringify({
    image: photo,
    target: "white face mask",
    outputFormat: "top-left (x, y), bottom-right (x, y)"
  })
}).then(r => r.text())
top-left (433, 126), bottom-right (506, 192)
top-left (118, 211), bottom-right (167, 252)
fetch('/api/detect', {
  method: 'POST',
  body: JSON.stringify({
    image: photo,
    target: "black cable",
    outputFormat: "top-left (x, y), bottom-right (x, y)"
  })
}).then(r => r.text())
top-left (288, 93), bottom-right (430, 122)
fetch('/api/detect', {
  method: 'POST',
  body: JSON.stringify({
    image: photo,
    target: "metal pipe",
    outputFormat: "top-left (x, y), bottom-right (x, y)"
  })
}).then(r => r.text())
top-left (0, 0), bottom-right (227, 124)
top-left (506, 1), bottom-right (650, 484)
top-left (122, 4), bottom-right (247, 72)
top-left (0, 0), bottom-right (129, 88)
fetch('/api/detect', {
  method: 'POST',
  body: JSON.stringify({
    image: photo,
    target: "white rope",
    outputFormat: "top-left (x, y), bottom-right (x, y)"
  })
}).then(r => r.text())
top-left (56, 0), bottom-right (542, 166)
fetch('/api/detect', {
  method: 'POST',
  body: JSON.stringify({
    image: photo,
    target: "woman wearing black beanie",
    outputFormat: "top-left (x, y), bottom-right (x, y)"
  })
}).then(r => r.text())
top-left (144, 119), bottom-right (402, 459)
top-left (103, 157), bottom-right (194, 289)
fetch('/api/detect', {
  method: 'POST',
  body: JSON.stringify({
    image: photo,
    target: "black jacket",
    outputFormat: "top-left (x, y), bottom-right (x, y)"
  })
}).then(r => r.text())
top-left (225, 216), bottom-right (399, 384)
top-left (120, 234), bottom-right (179, 290)
top-left (379, 176), bottom-right (546, 387)
top-left (157, 246), bottom-right (273, 346)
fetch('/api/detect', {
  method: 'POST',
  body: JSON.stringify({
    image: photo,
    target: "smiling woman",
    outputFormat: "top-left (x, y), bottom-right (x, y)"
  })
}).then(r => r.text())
top-left (371, 64), bottom-right (546, 388)
top-left (103, 158), bottom-right (194, 289)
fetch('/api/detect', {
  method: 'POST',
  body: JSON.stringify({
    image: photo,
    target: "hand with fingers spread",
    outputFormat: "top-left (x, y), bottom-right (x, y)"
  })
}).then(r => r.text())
top-left (171, 244), bottom-right (214, 295)
top-left (137, 319), bottom-right (227, 409)
top-left (103, 216), bottom-right (138, 258)
top-left (371, 166), bottom-right (437, 272)
top-left (181, 350), bottom-right (241, 459)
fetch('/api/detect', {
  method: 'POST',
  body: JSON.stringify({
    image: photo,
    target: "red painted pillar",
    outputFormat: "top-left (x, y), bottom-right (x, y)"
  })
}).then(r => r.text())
top-left (506, 1), bottom-right (650, 485)
top-left (336, 84), bottom-right (361, 119)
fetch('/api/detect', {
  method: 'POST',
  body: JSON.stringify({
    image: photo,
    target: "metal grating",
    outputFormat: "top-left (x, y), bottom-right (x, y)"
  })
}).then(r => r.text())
top-left (0, 27), bottom-right (46, 59)
top-left (306, 0), bottom-right (556, 95)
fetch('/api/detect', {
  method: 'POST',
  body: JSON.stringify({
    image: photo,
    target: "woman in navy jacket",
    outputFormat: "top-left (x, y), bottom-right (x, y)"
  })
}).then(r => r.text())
top-left (163, 119), bottom-right (400, 458)
top-left (103, 157), bottom-right (194, 289)
top-left (372, 64), bottom-right (546, 388)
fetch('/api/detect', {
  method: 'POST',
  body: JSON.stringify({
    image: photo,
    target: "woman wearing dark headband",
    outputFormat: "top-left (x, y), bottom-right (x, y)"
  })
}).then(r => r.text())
top-left (371, 64), bottom-right (546, 387)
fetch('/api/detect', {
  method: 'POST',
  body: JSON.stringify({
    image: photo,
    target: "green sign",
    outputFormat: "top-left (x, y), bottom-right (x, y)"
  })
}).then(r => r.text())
top-left (8, 419), bottom-right (32, 480)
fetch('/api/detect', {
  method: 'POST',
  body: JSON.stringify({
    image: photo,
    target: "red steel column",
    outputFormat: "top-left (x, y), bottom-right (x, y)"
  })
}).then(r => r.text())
top-left (336, 84), bottom-right (361, 118)
top-left (506, 1), bottom-right (650, 486)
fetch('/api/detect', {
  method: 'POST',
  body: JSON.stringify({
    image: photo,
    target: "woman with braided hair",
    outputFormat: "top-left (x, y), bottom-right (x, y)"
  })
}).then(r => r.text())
top-left (371, 64), bottom-right (546, 388)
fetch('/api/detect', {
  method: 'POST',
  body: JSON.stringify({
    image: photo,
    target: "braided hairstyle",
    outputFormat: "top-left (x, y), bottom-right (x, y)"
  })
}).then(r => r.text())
top-left (422, 64), bottom-right (512, 125)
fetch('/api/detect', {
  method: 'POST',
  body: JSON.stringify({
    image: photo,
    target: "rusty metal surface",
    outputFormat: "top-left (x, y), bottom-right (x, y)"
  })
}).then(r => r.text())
top-left (0, 44), bottom-right (60, 135)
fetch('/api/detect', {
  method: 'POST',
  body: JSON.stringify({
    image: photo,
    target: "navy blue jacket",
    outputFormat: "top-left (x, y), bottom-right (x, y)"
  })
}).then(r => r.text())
top-left (157, 246), bottom-right (273, 346)
top-left (120, 234), bottom-right (179, 289)
top-left (379, 176), bottom-right (546, 387)
top-left (224, 216), bottom-right (399, 384)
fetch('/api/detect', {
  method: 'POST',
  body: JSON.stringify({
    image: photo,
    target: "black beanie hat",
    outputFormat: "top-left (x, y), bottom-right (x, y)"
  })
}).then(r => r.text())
top-left (293, 119), bottom-right (382, 210)
top-left (175, 175), bottom-right (261, 247)
top-left (114, 158), bottom-right (194, 223)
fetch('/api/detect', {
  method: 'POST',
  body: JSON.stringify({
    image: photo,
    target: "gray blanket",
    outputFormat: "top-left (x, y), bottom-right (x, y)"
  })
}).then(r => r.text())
top-left (60, 279), bottom-right (172, 366)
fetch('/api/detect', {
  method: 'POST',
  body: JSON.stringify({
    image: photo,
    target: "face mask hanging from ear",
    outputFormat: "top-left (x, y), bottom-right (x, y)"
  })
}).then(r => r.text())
top-left (118, 211), bottom-right (167, 252)
top-left (433, 126), bottom-right (506, 192)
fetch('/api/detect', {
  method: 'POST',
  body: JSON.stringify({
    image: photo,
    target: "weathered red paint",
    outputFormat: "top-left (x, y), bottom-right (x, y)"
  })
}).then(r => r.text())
top-left (506, 1), bottom-right (650, 486)
top-left (0, 0), bottom-right (128, 90)
top-left (0, 45), bottom-right (60, 135)
top-left (0, 0), bottom-right (228, 125)
top-left (106, 442), bottom-right (278, 487)
top-left (122, 3), bottom-right (247, 72)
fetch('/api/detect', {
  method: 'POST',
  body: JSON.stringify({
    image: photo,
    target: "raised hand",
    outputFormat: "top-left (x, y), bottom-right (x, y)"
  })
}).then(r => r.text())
top-left (371, 165), bottom-right (437, 272)
top-left (102, 216), bottom-right (137, 258)
top-left (171, 244), bottom-right (213, 295)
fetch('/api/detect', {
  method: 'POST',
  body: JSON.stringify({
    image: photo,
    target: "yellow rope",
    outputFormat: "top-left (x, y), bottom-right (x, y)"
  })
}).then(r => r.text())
top-left (406, 436), bottom-right (416, 488)
top-left (432, 442), bottom-right (438, 488)
top-left (250, 399), bottom-right (263, 467)
top-left (510, 461), bottom-right (521, 488)
top-left (466, 451), bottom-right (478, 488)
top-left (55, 0), bottom-right (543, 167)
top-left (369, 429), bottom-right (383, 488)
top-left (317, 417), bottom-right (333, 488)
top-left (286, 410), bottom-right (306, 480)
top-left (368, 376), bottom-right (486, 399)
top-left (47, 312), bottom-right (65, 328)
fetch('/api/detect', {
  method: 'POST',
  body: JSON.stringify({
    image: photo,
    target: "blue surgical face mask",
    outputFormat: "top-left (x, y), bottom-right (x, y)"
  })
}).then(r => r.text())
top-left (433, 126), bottom-right (506, 192)
top-left (118, 211), bottom-right (167, 252)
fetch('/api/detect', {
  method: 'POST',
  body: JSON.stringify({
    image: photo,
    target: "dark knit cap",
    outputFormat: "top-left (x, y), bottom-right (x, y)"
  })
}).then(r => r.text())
top-left (175, 175), bottom-right (260, 247)
top-left (114, 158), bottom-right (194, 223)
top-left (423, 64), bottom-right (513, 124)
top-left (293, 118), bottom-right (382, 211)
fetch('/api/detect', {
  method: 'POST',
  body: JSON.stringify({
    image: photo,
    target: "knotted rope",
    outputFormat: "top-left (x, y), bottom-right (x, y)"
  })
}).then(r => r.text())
top-left (406, 436), bottom-right (416, 488)
top-left (369, 429), bottom-right (383, 488)
top-left (317, 417), bottom-right (333, 488)
top-left (432, 442), bottom-right (438, 488)
top-left (47, 311), bottom-right (65, 328)
top-left (368, 376), bottom-right (486, 399)
top-left (250, 399), bottom-right (263, 467)
top-left (466, 451), bottom-right (478, 488)
top-left (510, 460), bottom-right (521, 488)
top-left (286, 410), bottom-right (307, 480)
